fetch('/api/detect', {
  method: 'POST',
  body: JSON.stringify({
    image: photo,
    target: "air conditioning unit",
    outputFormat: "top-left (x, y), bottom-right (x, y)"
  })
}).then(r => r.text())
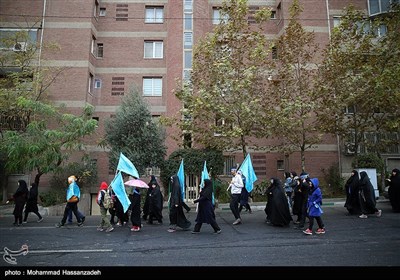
top-left (12, 42), bottom-right (27, 52)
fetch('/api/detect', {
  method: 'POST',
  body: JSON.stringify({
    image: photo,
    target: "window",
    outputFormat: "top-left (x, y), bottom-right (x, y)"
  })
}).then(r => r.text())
top-left (184, 13), bottom-right (192, 30)
top-left (184, 32), bottom-right (192, 48)
top-left (270, 10), bottom-right (276, 19)
top-left (144, 41), bottom-right (163, 58)
top-left (184, 0), bottom-right (193, 12)
top-left (91, 35), bottom-right (96, 55)
top-left (0, 28), bottom-right (37, 50)
top-left (97, 43), bottom-right (103, 58)
top-left (94, 79), bottom-right (101, 88)
top-left (88, 73), bottom-right (94, 94)
top-left (99, 8), bottom-right (106, 16)
top-left (184, 50), bottom-right (192, 68)
top-left (143, 77), bottom-right (162, 96)
top-left (183, 133), bottom-right (192, 148)
top-left (277, 160), bottom-right (284, 170)
top-left (145, 6), bottom-right (164, 23)
top-left (94, 0), bottom-right (99, 17)
top-left (368, 0), bottom-right (398, 16)
top-left (271, 46), bottom-right (277, 59)
top-left (333, 16), bottom-right (341, 28)
top-left (223, 156), bottom-right (236, 175)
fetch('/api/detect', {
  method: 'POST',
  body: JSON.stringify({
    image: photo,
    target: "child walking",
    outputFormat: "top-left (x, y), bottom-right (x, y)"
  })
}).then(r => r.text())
top-left (303, 178), bottom-right (326, 235)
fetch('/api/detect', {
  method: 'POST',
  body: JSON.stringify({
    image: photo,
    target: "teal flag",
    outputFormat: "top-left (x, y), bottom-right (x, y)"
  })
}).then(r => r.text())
top-left (177, 159), bottom-right (185, 200)
top-left (239, 153), bottom-right (258, 192)
top-left (117, 152), bottom-right (139, 179)
top-left (110, 171), bottom-right (131, 213)
top-left (200, 161), bottom-right (210, 188)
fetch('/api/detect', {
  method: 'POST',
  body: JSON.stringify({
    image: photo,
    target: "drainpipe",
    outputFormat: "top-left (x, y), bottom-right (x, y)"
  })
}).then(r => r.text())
top-left (38, 0), bottom-right (46, 69)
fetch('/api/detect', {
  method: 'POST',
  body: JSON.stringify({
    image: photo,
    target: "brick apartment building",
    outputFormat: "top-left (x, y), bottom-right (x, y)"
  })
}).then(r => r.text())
top-left (1, 0), bottom-right (399, 205)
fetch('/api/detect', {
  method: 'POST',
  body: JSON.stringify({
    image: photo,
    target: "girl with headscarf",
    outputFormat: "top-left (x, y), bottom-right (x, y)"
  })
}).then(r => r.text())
top-left (344, 170), bottom-right (361, 215)
top-left (23, 182), bottom-right (43, 223)
top-left (192, 179), bottom-right (221, 234)
top-left (96, 181), bottom-right (114, 232)
top-left (7, 180), bottom-right (29, 226)
top-left (168, 175), bottom-right (191, 232)
top-left (303, 178), bottom-right (325, 235)
top-left (388, 168), bottom-right (400, 213)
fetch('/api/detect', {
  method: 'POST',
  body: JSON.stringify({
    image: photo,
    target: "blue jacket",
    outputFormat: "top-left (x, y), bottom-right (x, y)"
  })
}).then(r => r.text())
top-left (307, 178), bottom-right (323, 217)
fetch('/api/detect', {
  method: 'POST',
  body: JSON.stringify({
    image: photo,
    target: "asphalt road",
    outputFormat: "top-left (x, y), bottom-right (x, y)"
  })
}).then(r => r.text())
top-left (0, 200), bottom-right (399, 276)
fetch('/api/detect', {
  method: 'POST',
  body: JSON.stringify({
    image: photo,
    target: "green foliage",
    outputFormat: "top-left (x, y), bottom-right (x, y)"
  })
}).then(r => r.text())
top-left (168, 0), bottom-right (274, 156)
top-left (213, 178), bottom-right (230, 204)
top-left (50, 157), bottom-right (98, 193)
top-left (352, 153), bottom-right (384, 170)
top-left (316, 4), bottom-right (400, 156)
top-left (39, 188), bottom-right (65, 207)
top-left (160, 148), bottom-right (224, 190)
top-left (104, 86), bottom-right (167, 175)
top-left (321, 164), bottom-right (345, 198)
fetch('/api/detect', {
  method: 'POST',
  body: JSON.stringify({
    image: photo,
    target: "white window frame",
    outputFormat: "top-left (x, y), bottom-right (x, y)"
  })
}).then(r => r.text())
top-left (143, 78), bottom-right (162, 96)
top-left (145, 7), bottom-right (164, 23)
top-left (94, 78), bottom-right (101, 89)
top-left (144, 41), bottom-right (163, 58)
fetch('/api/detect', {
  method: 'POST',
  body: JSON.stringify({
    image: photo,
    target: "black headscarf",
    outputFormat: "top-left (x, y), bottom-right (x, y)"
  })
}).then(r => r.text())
top-left (201, 179), bottom-right (213, 201)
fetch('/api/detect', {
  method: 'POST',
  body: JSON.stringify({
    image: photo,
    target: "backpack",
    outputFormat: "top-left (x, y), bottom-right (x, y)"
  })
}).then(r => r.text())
top-left (103, 189), bottom-right (113, 209)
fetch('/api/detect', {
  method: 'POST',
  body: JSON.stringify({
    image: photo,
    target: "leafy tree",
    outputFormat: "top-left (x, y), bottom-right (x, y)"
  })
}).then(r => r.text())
top-left (265, 0), bottom-right (322, 172)
top-left (0, 29), bottom-right (98, 195)
top-left (104, 86), bottom-right (167, 175)
top-left (168, 0), bottom-right (274, 158)
top-left (1, 103), bottom-right (98, 187)
top-left (315, 4), bottom-right (400, 165)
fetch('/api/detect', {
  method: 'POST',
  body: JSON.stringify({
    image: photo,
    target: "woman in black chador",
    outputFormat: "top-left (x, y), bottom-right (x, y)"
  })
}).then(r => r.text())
top-left (358, 171), bottom-right (382, 218)
top-left (264, 178), bottom-right (292, 227)
top-left (388, 168), bottom-right (400, 213)
top-left (23, 182), bottom-right (43, 223)
top-left (7, 180), bottom-right (29, 226)
top-left (144, 175), bottom-right (164, 224)
top-left (192, 179), bottom-right (221, 234)
top-left (344, 170), bottom-right (361, 215)
top-left (168, 175), bottom-right (191, 232)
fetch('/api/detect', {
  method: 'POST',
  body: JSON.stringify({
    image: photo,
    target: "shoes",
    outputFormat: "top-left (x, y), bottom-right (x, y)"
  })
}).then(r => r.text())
top-left (97, 226), bottom-right (104, 231)
top-left (191, 231), bottom-right (200, 234)
top-left (214, 229), bottom-right (222, 234)
top-left (376, 210), bottom-right (382, 217)
top-left (77, 221), bottom-right (84, 227)
top-left (232, 218), bottom-right (242, 225)
top-left (248, 210), bottom-right (252, 214)
top-left (37, 218), bottom-right (44, 223)
top-left (167, 228), bottom-right (176, 233)
top-left (116, 222), bottom-right (122, 226)
top-left (23, 221), bottom-right (27, 224)
top-left (316, 228), bottom-right (326, 234)
top-left (303, 228), bottom-right (313, 235)
top-left (359, 214), bottom-right (368, 219)
top-left (105, 227), bottom-right (114, 232)
top-left (293, 221), bottom-right (300, 224)
top-left (130, 226), bottom-right (140, 232)
top-left (55, 223), bottom-right (64, 228)
top-left (81, 217), bottom-right (86, 223)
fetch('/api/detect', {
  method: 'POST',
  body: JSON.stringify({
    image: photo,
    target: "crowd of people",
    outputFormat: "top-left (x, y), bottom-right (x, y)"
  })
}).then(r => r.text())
top-left (6, 167), bottom-right (400, 236)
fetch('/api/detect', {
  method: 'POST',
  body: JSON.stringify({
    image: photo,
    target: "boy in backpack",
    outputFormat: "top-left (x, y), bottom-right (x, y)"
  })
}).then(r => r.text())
top-left (97, 181), bottom-right (114, 232)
